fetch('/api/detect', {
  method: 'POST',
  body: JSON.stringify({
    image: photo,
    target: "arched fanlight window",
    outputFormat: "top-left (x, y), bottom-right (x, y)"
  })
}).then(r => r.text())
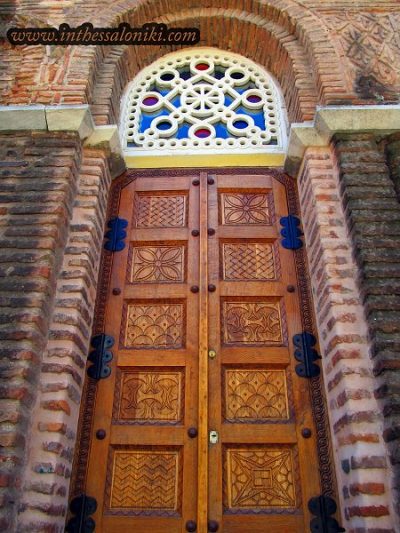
top-left (120, 47), bottom-right (288, 156)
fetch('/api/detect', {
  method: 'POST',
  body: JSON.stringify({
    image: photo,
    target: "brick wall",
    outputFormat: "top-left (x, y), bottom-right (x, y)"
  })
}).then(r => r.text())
top-left (333, 133), bottom-right (400, 522)
top-left (297, 146), bottom-right (395, 531)
top-left (15, 149), bottom-right (112, 532)
top-left (0, 132), bottom-right (82, 531)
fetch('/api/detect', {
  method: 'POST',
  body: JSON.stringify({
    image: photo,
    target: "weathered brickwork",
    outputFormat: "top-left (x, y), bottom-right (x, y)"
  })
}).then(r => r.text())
top-left (333, 134), bottom-right (400, 522)
top-left (15, 149), bottom-right (112, 532)
top-left (0, 132), bottom-right (82, 531)
top-left (297, 147), bottom-right (395, 532)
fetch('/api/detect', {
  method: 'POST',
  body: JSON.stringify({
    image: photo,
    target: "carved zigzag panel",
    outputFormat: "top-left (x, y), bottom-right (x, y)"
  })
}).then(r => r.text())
top-left (109, 448), bottom-right (181, 513)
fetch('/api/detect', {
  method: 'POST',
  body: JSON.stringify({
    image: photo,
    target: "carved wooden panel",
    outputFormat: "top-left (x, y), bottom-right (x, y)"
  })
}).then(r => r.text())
top-left (134, 193), bottom-right (187, 228)
top-left (220, 192), bottom-right (273, 225)
top-left (222, 301), bottom-right (285, 345)
top-left (116, 369), bottom-right (184, 423)
top-left (222, 242), bottom-right (279, 281)
top-left (122, 302), bottom-right (185, 349)
top-left (109, 448), bottom-right (181, 512)
top-left (224, 369), bottom-right (289, 422)
top-left (224, 447), bottom-right (296, 510)
top-left (129, 244), bottom-right (185, 283)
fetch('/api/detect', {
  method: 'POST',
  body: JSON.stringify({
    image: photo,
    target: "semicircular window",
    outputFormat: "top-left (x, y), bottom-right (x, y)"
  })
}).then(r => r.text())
top-left (121, 48), bottom-right (287, 156)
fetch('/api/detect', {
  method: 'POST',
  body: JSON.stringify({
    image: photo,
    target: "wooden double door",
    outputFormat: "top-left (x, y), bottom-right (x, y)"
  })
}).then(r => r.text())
top-left (85, 170), bottom-right (321, 532)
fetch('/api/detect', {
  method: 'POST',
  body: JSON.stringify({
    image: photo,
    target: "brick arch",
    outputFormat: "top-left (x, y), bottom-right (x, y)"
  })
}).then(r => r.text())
top-left (92, 9), bottom-right (319, 125)
top-left (2, 1), bottom-right (351, 114)
top-left (77, 0), bottom-right (350, 122)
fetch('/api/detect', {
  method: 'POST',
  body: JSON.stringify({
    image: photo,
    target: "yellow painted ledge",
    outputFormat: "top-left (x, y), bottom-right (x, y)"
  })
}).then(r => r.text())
top-left (124, 152), bottom-right (285, 168)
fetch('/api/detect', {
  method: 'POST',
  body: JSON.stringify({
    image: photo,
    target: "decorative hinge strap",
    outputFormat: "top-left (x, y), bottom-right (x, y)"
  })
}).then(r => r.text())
top-left (87, 334), bottom-right (114, 380)
top-left (293, 332), bottom-right (321, 378)
top-left (309, 495), bottom-right (346, 532)
top-left (104, 217), bottom-right (128, 252)
top-left (66, 494), bottom-right (97, 533)
top-left (280, 215), bottom-right (303, 249)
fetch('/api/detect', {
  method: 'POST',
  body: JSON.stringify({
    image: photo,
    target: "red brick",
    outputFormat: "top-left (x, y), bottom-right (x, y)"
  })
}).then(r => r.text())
top-left (349, 483), bottom-right (385, 496)
top-left (347, 505), bottom-right (390, 518)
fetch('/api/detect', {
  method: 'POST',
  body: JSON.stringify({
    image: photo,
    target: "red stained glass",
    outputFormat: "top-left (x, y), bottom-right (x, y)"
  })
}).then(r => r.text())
top-left (195, 63), bottom-right (209, 71)
top-left (143, 96), bottom-right (159, 106)
top-left (247, 95), bottom-right (262, 103)
top-left (195, 128), bottom-right (211, 138)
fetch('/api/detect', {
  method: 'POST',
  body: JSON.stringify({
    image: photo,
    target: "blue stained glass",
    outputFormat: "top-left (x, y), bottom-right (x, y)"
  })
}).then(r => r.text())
top-left (140, 108), bottom-right (170, 133)
top-left (232, 72), bottom-right (244, 80)
top-left (170, 96), bottom-right (181, 107)
top-left (160, 72), bottom-right (174, 81)
top-left (157, 120), bottom-right (172, 130)
top-left (179, 70), bottom-right (191, 80)
top-left (233, 120), bottom-right (248, 129)
top-left (235, 105), bottom-right (265, 129)
top-left (224, 95), bottom-right (234, 106)
top-left (176, 122), bottom-right (191, 139)
top-left (214, 122), bottom-right (229, 138)
top-left (214, 70), bottom-right (225, 79)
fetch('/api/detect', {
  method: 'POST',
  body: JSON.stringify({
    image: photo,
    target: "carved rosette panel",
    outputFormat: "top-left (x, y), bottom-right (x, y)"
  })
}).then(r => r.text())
top-left (220, 192), bottom-right (274, 225)
top-left (116, 369), bottom-right (184, 423)
top-left (224, 369), bottom-right (289, 422)
top-left (222, 242), bottom-right (280, 281)
top-left (108, 447), bottom-right (181, 514)
top-left (129, 244), bottom-right (185, 283)
top-left (134, 193), bottom-right (187, 228)
top-left (224, 447), bottom-right (296, 511)
top-left (222, 300), bottom-right (286, 345)
top-left (122, 302), bottom-right (185, 349)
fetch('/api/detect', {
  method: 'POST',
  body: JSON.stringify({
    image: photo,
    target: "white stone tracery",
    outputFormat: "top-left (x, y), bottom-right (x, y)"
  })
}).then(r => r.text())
top-left (120, 48), bottom-right (288, 156)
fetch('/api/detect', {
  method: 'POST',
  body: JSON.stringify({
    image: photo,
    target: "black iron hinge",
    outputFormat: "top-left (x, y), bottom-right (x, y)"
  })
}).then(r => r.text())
top-left (66, 494), bottom-right (97, 533)
top-left (104, 217), bottom-right (128, 252)
top-left (280, 215), bottom-right (303, 249)
top-left (87, 334), bottom-right (114, 380)
top-left (309, 495), bottom-right (346, 532)
top-left (293, 332), bottom-right (321, 378)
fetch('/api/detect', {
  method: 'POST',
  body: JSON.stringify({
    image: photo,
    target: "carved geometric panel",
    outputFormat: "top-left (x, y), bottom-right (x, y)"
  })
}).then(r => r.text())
top-left (224, 369), bottom-right (289, 422)
top-left (224, 447), bottom-right (296, 510)
top-left (122, 302), bottom-right (185, 349)
top-left (134, 193), bottom-right (187, 228)
top-left (129, 244), bottom-right (185, 283)
top-left (220, 192), bottom-right (273, 225)
top-left (117, 369), bottom-right (184, 423)
top-left (222, 242), bottom-right (279, 281)
top-left (222, 301), bottom-right (285, 345)
top-left (110, 448), bottom-right (181, 512)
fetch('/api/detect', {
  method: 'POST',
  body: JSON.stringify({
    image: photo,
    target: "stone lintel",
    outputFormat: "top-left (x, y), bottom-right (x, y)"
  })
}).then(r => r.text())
top-left (285, 105), bottom-right (400, 176)
top-left (0, 105), bottom-right (47, 131)
top-left (84, 125), bottom-right (126, 178)
top-left (46, 105), bottom-right (95, 139)
top-left (0, 105), bottom-right (126, 176)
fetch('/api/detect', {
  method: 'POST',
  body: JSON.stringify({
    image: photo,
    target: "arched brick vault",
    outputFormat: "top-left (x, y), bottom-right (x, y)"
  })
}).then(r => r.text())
top-left (90, 8), bottom-right (323, 125)
top-left (1, 0), bottom-right (353, 121)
